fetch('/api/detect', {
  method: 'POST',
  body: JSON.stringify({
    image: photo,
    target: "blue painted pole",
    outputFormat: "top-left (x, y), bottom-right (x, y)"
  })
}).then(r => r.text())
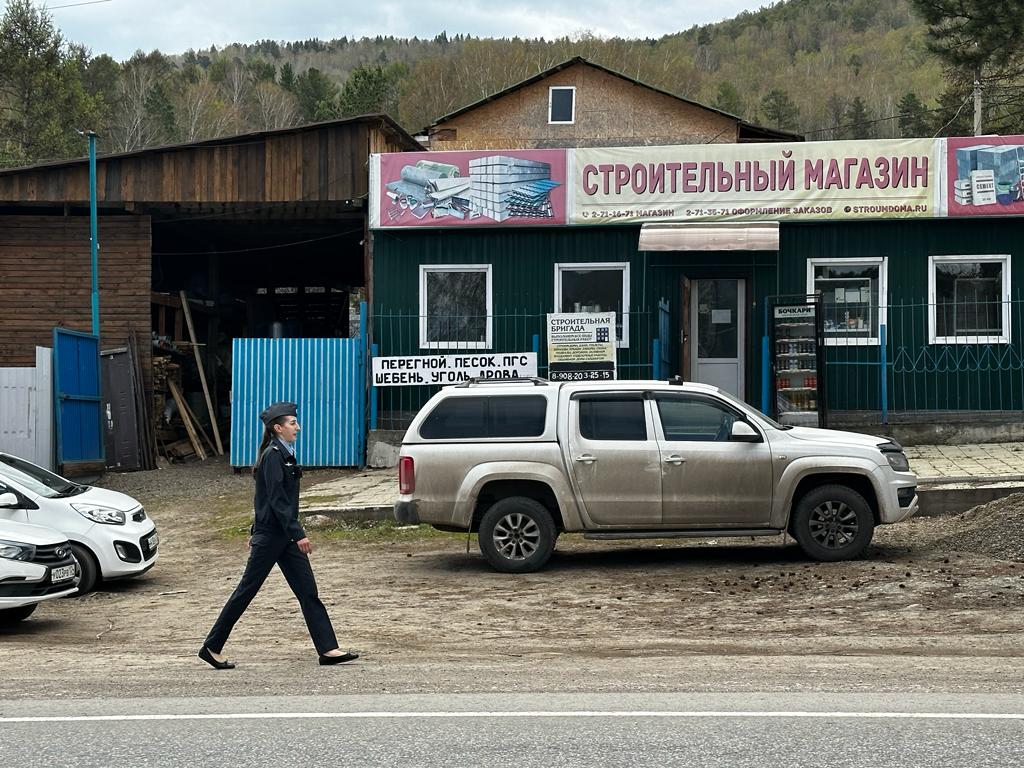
top-left (761, 300), bottom-right (771, 415)
top-left (86, 131), bottom-right (99, 336)
top-left (652, 338), bottom-right (661, 380)
top-left (370, 343), bottom-right (379, 430)
top-left (532, 333), bottom-right (540, 377)
top-left (880, 322), bottom-right (888, 425)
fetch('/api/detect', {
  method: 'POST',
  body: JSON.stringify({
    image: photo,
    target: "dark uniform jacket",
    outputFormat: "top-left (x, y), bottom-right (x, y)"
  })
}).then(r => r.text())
top-left (252, 442), bottom-right (306, 542)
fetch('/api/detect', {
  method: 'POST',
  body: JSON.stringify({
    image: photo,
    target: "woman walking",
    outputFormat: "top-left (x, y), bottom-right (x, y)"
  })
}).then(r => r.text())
top-left (199, 401), bottom-right (358, 669)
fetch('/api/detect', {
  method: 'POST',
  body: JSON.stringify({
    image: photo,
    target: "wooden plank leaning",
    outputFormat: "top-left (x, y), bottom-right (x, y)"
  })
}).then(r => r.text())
top-left (179, 290), bottom-right (225, 455)
top-left (167, 378), bottom-right (207, 461)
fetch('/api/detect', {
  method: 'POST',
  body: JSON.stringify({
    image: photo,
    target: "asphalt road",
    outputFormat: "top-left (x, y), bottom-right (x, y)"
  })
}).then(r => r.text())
top-left (3, 692), bottom-right (1023, 768)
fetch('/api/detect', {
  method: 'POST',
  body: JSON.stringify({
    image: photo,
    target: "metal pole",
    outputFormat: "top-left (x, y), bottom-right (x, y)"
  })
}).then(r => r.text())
top-left (973, 69), bottom-right (983, 137)
top-left (85, 131), bottom-right (99, 336)
top-left (880, 322), bottom-right (888, 425)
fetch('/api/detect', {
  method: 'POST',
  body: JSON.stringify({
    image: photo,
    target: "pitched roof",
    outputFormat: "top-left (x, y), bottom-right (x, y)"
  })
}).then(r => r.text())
top-left (424, 56), bottom-right (803, 142)
top-left (0, 113), bottom-right (422, 176)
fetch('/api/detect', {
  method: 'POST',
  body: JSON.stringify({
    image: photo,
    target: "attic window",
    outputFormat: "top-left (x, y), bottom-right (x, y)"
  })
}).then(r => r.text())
top-left (549, 86), bottom-right (576, 124)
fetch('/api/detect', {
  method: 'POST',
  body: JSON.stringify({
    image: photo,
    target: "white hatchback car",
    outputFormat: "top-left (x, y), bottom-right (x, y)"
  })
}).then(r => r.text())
top-left (0, 519), bottom-right (79, 625)
top-left (0, 453), bottom-right (158, 594)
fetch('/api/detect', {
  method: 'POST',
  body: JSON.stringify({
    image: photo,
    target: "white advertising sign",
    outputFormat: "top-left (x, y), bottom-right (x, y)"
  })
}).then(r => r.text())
top-left (372, 352), bottom-right (537, 387)
top-left (547, 312), bottom-right (617, 381)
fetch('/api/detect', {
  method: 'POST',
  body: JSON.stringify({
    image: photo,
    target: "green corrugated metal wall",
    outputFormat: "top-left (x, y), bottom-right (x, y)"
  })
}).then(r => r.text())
top-left (372, 227), bottom-right (779, 422)
top-left (780, 219), bottom-right (1024, 411)
top-left (372, 216), bottom-right (1024, 418)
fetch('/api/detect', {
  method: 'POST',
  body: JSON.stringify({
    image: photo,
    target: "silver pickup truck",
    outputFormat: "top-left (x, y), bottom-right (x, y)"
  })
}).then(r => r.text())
top-left (394, 378), bottom-right (918, 573)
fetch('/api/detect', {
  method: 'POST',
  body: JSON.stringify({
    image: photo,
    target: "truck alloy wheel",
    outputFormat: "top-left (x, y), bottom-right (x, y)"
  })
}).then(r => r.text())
top-left (792, 484), bottom-right (874, 562)
top-left (478, 497), bottom-right (557, 573)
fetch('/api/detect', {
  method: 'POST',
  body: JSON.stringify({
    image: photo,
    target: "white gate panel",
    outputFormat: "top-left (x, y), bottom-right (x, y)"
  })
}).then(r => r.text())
top-left (0, 347), bottom-right (54, 469)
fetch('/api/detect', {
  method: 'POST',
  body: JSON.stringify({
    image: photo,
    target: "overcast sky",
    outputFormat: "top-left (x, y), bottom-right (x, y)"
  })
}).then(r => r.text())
top-left (45, 0), bottom-right (767, 60)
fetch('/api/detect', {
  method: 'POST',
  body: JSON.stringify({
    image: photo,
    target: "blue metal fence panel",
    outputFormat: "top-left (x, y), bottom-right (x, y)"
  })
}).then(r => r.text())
top-left (52, 329), bottom-right (103, 466)
top-left (230, 337), bottom-right (366, 467)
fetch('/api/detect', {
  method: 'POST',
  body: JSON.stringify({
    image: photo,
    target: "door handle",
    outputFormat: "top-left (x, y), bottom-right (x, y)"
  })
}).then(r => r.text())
top-left (574, 454), bottom-right (598, 464)
top-left (663, 455), bottom-right (685, 465)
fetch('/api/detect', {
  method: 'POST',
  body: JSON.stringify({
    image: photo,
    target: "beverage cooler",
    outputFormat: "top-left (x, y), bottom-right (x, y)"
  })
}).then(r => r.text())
top-left (769, 296), bottom-right (827, 427)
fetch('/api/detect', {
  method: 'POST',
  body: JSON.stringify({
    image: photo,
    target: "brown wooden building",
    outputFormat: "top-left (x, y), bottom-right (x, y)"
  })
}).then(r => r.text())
top-left (0, 115), bottom-right (420, 461)
top-left (424, 57), bottom-right (802, 150)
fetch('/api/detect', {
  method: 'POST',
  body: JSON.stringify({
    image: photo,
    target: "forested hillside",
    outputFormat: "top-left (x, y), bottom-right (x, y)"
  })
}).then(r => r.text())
top-left (0, 0), bottom-right (1019, 168)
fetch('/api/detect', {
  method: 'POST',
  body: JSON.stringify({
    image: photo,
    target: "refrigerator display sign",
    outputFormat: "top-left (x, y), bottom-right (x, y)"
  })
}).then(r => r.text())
top-left (774, 305), bottom-right (815, 320)
top-left (547, 313), bottom-right (616, 382)
top-left (371, 353), bottom-right (537, 387)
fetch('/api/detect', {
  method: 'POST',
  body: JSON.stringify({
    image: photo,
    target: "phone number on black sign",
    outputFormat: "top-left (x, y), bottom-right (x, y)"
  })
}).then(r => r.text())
top-left (550, 371), bottom-right (614, 381)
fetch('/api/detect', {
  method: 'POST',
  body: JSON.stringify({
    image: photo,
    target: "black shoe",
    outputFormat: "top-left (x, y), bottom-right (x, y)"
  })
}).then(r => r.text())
top-left (198, 646), bottom-right (236, 670)
top-left (319, 651), bottom-right (359, 665)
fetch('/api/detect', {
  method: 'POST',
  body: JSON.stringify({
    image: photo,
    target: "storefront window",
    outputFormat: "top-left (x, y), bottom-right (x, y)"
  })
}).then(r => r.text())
top-left (807, 258), bottom-right (886, 346)
top-left (419, 265), bottom-right (492, 349)
top-left (929, 255), bottom-right (1010, 344)
top-left (554, 262), bottom-right (629, 346)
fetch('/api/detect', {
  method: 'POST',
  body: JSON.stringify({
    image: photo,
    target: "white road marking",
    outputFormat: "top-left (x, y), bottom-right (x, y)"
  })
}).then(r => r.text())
top-left (1, 710), bottom-right (1023, 724)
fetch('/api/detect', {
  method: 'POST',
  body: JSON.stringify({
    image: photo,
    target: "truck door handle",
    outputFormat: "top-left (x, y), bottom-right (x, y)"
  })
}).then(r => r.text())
top-left (663, 455), bottom-right (685, 465)
top-left (574, 454), bottom-right (598, 464)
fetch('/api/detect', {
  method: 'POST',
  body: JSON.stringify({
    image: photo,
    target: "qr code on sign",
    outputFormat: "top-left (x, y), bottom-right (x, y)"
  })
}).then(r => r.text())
top-left (596, 327), bottom-right (609, 342)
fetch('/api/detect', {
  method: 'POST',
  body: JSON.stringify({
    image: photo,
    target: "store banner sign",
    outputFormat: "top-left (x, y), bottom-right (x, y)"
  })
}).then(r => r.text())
top-left (370, 135), bottom-right (1024, 228)
top-left (572, 139), bottom-right (938, 224)
top-left (547, 313), bottom-right (616, 382)
top-left (371, 353), bottom-right (537, 387)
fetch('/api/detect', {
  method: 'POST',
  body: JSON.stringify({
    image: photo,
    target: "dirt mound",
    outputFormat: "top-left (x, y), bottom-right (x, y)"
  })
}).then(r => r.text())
top-left (934, 492), bottom-right (1024, 562)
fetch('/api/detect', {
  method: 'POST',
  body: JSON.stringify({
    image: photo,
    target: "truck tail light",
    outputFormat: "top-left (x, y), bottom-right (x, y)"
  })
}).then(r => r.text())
top-left (398, 456), bottom-right (415, 495)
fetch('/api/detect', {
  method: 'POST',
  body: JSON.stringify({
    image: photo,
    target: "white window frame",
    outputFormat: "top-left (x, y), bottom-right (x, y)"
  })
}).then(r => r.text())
top-left (554, 261), bottom-right (630, 348)
top-left (419, 264), bottom-right (493, 350)
top-left (548, 86), bottom-right (576, 124)
top-left (806, 257), bottom-right (887, 346)
top-left (928, 254), bottom-right (1011, 345)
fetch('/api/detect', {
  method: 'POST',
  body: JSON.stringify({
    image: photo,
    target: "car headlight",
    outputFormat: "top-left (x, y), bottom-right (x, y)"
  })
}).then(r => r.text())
top-left (71, 503), bottom-right (126, 525)
top-left (0, 539), bottom-right (35, 561)
top-left (877, 440), bottom-right (910, 472)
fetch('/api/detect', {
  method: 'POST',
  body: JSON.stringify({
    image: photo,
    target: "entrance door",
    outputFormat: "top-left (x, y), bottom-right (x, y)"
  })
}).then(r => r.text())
top-left (690, 279), bottom-right (745, 398)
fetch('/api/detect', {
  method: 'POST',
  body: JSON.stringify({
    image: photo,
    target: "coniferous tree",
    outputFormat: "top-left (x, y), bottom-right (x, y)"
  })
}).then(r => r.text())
top-left (897, 92), bottom-right (929, 137)
top-left (0, 0), bottom-right (100, 166)
top-left (760, 88), bottom-right (800, 131)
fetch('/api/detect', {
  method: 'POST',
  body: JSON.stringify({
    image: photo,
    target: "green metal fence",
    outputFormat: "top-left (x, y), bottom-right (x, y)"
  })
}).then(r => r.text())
top-left (371, 308), bottom-right (658, 430)
top-left (826, 296), bottom-right (1024, 419)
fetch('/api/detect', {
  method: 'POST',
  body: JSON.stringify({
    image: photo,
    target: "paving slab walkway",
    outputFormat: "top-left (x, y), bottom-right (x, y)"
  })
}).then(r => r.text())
top-left (299, 443), bottom-right (1024, 517)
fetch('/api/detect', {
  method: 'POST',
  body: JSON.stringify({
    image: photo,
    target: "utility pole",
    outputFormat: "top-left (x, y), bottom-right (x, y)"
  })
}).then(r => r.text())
top-left (78, 130), bottom-right (100, 335)
top-left (973, 68), bottom-right (983, 136)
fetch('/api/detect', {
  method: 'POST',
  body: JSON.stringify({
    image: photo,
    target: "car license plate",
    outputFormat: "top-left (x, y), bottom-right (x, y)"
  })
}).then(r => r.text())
top-left (51, 564), bottom-right (76, 583)
top-left (147, 531), bottom-right (159, 550)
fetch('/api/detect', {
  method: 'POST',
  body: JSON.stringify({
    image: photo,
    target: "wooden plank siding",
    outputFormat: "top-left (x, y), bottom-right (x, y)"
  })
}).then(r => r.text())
top-left (0, 119), bottom-right (419, 205)
top-left (0, 215), bottom-right (152, 390)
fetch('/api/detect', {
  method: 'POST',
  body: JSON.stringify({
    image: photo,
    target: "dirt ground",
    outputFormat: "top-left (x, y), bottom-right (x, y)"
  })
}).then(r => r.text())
top-left (2, 458), bottom-right (1023, 700)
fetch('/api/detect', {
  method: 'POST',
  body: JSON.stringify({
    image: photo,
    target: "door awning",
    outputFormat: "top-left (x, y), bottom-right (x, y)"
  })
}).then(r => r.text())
top-left (638, 222), bottom-right (779, 252)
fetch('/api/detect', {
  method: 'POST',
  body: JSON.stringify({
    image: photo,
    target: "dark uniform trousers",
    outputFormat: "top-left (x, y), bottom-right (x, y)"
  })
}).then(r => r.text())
top-left (204, 531), bottom-right (338, 655)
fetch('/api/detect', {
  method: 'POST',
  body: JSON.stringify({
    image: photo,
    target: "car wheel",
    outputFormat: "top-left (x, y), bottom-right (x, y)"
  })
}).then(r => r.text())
top-left (68, 543), bottom-right (99, 595)
top-left (0, 604), bottom-right (37, 626)
top-left (792, 484), bottom-right (874, 562)
top-left (478, 496), bottom-right (557, 573)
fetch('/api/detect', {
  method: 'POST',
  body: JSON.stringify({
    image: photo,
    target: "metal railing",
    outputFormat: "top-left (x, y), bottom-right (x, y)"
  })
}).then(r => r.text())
top-left (825, 297), bottom-right (1024, 420)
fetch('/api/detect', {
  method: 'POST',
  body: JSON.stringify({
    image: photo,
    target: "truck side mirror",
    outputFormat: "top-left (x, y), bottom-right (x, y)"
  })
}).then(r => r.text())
top-left (0, 492), bottom-right (20, 508)
top-left (730, 421), bottom-right (761, 443)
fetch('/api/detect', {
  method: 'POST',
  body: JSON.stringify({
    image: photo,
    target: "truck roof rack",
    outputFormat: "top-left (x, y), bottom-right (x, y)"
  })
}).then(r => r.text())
top-left (455, 377), bottom-right (550, 388)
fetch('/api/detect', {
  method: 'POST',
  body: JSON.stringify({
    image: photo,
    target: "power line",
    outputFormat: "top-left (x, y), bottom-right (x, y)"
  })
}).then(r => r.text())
top-left (150, 227), bottom-right (362, 256)
top-left (46, 0), bottom-right (112, 9)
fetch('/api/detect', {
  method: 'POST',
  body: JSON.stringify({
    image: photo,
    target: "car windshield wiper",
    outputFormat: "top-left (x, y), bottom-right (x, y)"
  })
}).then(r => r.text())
top-left (53, 484), bottom-right (89, 497)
